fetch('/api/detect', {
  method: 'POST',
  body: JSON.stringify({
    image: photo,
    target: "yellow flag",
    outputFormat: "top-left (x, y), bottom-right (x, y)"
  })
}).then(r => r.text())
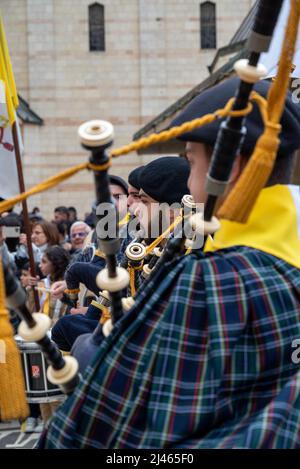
top-left (0, 14), bottom-right (18, 125)
top-left (0, 15), bottom-right (18, 108)
top-left (0, 15), bottom-right (20, 198)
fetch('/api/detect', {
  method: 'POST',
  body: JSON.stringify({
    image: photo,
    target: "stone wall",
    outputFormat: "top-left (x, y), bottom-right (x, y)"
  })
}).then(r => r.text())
top-left (2, 0), bottom-right (254, 219)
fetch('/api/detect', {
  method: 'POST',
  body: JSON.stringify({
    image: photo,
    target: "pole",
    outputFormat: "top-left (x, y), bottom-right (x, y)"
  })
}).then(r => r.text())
top-left (11, 121), bottom-right (40, 311)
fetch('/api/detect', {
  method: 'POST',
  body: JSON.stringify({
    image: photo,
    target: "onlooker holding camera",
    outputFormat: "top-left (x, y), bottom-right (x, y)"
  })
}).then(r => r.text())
top-left (0, 212), bottom-right (22, 254)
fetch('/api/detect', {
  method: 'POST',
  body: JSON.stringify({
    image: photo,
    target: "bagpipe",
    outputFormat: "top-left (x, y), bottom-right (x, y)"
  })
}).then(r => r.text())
top-left (62, 123), bottom-right (185, 337)
top-left (79, 0), bottom-right (286, 338)
top-left (1, 0), bottom-right (291, 415)
top-left (63, 193), bottom-right (197, 316)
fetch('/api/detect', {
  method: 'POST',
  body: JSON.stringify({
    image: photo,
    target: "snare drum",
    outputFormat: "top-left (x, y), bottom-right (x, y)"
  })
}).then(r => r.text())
top-left (15, 336), bottom-right (64, 404)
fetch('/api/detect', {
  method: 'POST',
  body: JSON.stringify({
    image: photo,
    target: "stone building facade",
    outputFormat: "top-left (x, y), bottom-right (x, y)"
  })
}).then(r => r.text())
top-left (1, 0), bottom-right (254, 219)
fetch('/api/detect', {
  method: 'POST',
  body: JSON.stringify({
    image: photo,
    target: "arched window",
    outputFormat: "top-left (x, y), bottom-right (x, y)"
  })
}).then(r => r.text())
top-left (89, 3), bottom-right (105, 51)
top-left (200, 2), bottom-right (216, 49)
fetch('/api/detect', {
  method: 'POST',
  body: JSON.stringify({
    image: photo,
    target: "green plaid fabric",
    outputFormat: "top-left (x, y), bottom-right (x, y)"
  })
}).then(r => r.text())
top-left (39, 246), bottom-right (300, 448)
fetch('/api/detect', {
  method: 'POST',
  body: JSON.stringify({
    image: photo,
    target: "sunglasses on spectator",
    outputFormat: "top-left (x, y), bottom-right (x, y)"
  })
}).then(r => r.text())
top-left (71, 232), bottom-right (86, 238)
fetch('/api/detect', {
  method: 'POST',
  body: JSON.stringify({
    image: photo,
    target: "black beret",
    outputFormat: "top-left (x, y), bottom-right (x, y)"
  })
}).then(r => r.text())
top-left (139, 156), bottom-right (190, 204)
top-left (171, 77), bottom-right (300, 158)
top-left (109, 175), bottom-right (128, 195)
top-left (128, 166), bottom-right (144, 190)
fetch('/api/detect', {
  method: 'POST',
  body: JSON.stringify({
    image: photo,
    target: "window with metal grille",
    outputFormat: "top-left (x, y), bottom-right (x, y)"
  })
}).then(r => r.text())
top-left (200, 2), bottom-right (216, 49)
top-left (89, 3), bottom-right (105, 51)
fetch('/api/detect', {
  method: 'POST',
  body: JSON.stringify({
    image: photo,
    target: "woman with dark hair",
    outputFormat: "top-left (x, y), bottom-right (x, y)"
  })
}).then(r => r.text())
top-left (16, 220), bottom-right (60, 265)
top-left (37, 245), bottom-right (70, 321)
top-left (41, 245), bottom-right (70, 281)
top-left (31, 220), bottom-right (60, 249)
top-left (26, 245), bottom-right (70, 320)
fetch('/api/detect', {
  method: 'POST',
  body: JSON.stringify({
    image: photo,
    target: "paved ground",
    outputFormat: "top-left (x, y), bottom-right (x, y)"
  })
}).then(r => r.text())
top-left (0, 421), bottom-right (41, 449)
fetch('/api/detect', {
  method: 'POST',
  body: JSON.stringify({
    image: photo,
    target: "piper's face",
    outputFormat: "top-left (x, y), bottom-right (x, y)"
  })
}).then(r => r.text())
top-left (135, 191), bottom-right (155, 235)
top-left (135, 191), bottom-right (172, 239)
top-left (109, 184), bottom-right (127, 219)
top-left (185, 142), bottom-right (211, 204)
top-left (127, 184), bottom-right (140, 215)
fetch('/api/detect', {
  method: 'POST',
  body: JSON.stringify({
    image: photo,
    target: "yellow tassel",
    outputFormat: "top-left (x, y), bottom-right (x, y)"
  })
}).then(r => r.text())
top-left (64, 288), bottom-right (80, 295)
top-left (218, 122), bottom-right (281, 223)
top-left (0, 258), bottom-right (29, 421)
top-left (89, 299), bottom-right (111, 325)
top-left (129, 266), bottom-right (136, 297)
top-left (94, 249), bottom-right (105, 259)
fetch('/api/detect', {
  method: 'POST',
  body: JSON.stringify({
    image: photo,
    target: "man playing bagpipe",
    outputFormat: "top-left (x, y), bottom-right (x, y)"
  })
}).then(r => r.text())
top-left (38, 75), bottom-right (300, 448)
top-left (50, 157), bottom-right (190, 352)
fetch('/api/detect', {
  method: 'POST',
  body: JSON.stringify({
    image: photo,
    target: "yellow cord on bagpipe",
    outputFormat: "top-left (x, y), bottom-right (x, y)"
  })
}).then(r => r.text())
top-left (100, 307), bottom-right (111, 325)
top-left (0, 100), bottom-right (253, 214)
top-left (145, 215), bottom-right (183, 256)
top-left (0, 258), bottom-right (29, 421)
top-left (110, 100), bottom-right (253, 157)
top-left (128, 266), bottom-right (137, 297)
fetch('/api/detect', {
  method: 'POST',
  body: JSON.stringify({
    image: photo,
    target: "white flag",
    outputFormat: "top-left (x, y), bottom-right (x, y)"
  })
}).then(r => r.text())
top-left (260, 0), bottom-right (300, 78)
top-left (0, 79), bottom-right (19, 199)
